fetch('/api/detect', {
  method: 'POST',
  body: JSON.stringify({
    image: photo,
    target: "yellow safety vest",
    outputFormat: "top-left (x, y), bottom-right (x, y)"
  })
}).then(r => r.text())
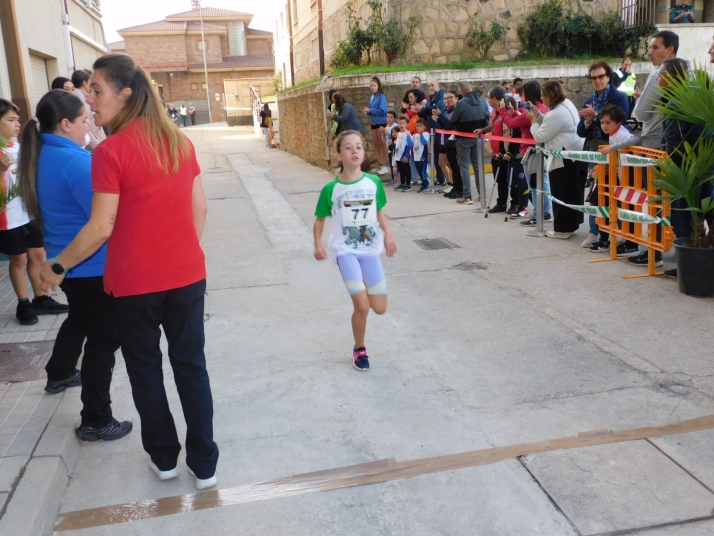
top-left (621, 72), bottom-right (636, 96)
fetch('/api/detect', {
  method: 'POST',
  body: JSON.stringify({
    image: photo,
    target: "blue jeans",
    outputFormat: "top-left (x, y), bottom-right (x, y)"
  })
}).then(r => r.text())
top-left (416, 161), bottom-right (430, 186)
top-left (524, 161), bottom-right (552, 216)
top-left (456, 138), bottom-right (479, 199)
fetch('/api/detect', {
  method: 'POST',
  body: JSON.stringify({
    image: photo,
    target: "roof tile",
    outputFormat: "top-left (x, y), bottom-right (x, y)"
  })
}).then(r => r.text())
top-left (119, 20), bottom-right (226, 33)
top-left (189, 55), bottom-right (274, 69)
top-left (166, 8), bottom-right (253, 19)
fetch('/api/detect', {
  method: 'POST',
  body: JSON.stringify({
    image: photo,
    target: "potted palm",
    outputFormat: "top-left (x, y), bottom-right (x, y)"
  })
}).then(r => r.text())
top-left (650, 67), bottom-right (714, 297)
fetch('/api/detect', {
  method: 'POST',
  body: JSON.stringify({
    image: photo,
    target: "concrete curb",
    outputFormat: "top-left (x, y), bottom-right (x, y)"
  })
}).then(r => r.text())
top-left (0, 389), bottom-right (82, 536)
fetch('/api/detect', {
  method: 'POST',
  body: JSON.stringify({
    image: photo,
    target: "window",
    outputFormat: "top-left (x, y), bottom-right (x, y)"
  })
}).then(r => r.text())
top-left (201, 82), bottom-right (208, 90)
top-left (198, 40), bottom-right (206, 50)
top-left (190, 83), bottom-right (198, 90)
top-left (292, 0), bottom-right (297, 24)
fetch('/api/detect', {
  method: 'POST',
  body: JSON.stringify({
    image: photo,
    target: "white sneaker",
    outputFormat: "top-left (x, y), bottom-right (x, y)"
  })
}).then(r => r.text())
top-left (377, 166), bottom-right (390, 175)
top-left (150, 461), bottom-right (179, 481)
top-left (442, 185), bottom-right (453, 193)
top-left (580, 233), bottom-right (599, 248)
top-left (188, 468), bottom-right (217, 490)
top-left (547, 231), bottom-right (573, 239)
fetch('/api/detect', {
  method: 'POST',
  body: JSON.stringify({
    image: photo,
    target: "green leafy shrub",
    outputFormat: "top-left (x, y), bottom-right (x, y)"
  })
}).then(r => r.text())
top-left (465, 16), bottom-right (505, 59)
top-left (518, 0), bottom-right (654, 59)
top-left (270, 71), bottom-right (283, 93)
top-left (329, 0), bottom-right (419, 69)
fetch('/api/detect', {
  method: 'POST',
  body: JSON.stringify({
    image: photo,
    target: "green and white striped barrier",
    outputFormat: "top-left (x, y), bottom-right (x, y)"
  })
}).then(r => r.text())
top-left (534, 190), bottom-right (610, 217)
top-left (619, 153), bottom-right (659, 167)
top-left (538, 148), bottom-right (609, 164)
top-left (535, 148), bottom-right (659, 167)
top-left (618, 208), bottom-right (671, 226)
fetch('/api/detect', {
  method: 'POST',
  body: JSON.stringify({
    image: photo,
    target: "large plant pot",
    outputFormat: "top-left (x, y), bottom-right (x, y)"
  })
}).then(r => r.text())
top-left (674, 241), bottom-right (714, 297)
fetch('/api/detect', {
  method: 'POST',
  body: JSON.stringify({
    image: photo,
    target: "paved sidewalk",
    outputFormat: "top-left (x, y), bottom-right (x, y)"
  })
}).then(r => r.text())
top-left (6, 124), bottom-right (714, 535)
top-left (0, 258), bottom-right (70, 517)
top-left (0, 259), bottom-right (67, 344)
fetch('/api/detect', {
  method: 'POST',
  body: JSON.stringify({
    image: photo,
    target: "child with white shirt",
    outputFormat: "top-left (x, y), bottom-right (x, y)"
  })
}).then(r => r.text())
top-left (393, 116), bottom-right (414, 192)
top-left (384, 111), bottom-right (398, 186)
top-left (413, 118), bottom-right (431, 192)
top-left (313, 131), bottom-right (397, 371)
top-left (590, 104), bottom-right (638, 253)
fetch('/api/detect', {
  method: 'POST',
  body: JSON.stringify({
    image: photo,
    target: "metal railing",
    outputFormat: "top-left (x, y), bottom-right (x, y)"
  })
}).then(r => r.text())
top-left (621, 0), bottom-right (657, 27)
top-left (249, 85), bottom-right (263, 139)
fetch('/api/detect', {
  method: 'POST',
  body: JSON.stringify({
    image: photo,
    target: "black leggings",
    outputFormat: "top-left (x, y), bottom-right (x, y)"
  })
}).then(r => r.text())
top-left (446, 146), bottom-right (462, 194)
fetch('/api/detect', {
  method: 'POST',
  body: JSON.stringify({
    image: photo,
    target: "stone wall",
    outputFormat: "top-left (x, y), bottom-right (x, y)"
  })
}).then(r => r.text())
top-left (277, 64), bottom-right (650, 169)
top-left (292, 0), bottom-right (618, 84)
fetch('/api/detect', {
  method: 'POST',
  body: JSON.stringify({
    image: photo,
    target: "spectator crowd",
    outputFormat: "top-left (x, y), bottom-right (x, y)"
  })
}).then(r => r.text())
top-left (325, 29), bottom-right (713, 278)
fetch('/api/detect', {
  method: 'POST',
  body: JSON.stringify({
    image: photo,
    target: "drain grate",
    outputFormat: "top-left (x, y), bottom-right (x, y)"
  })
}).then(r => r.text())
top-left (414, 238), bottom-right (460, 250)
top-left (0, 341), bottom-right (54, 382)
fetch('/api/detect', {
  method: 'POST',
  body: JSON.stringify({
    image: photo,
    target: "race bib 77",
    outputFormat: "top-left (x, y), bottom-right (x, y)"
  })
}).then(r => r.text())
top-left (341, 198), bottom-right (377, 227)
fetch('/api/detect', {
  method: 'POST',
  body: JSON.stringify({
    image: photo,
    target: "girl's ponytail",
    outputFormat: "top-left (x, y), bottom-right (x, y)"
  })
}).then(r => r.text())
top-left (18, 118), bottom-right (42, 225)
top-left (18, 89), bottom-right (84, 227)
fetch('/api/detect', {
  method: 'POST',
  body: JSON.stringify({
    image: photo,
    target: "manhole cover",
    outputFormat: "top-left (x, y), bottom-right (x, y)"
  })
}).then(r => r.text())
top-left (0, 341), bottom-right (54, 382)
top-left (414, 238), bottom-right (460, 250)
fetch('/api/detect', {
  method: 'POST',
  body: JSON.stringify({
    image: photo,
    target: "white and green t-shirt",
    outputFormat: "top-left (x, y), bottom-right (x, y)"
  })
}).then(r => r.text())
top-left (315, 173), bottom-right (387, 261)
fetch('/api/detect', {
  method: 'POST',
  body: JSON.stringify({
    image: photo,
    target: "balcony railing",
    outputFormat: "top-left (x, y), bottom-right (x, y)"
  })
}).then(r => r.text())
top-left (621, 0), bottom-right (658, 26)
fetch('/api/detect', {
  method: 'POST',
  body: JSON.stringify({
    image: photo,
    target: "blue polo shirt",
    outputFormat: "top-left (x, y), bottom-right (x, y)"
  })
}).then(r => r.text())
top-left (36, 134), bottom-right (106, 278)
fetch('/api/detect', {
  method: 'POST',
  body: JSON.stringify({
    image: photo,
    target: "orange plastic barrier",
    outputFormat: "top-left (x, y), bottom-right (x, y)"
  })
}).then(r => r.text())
top-left (591, 146), bottom-right (673, 278)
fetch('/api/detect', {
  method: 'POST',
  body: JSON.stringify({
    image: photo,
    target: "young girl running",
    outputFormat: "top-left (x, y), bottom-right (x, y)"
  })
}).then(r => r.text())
top-left (313, 130), bottom-right (397, 371)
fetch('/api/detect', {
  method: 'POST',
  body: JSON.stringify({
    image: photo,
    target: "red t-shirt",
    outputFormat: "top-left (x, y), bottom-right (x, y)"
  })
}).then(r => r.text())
top-left (92, 118), bottom-right (205, 297)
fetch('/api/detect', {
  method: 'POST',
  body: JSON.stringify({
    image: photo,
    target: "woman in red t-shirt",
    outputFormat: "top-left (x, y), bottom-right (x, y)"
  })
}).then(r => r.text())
top-left (39, 54), bottom-right (218, 490)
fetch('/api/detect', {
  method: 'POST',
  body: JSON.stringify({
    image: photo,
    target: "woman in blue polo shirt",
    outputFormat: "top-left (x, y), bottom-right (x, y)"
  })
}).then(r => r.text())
top-left (18, 89), bottom-right (131, 442)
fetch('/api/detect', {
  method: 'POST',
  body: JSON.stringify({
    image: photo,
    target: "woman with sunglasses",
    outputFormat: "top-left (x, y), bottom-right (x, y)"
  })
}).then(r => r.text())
top-left (577, 60), bottom-right (630, 249)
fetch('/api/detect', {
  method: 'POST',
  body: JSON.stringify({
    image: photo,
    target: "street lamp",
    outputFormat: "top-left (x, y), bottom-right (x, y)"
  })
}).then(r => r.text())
top-left (193, 0), bottom-right (213, 123)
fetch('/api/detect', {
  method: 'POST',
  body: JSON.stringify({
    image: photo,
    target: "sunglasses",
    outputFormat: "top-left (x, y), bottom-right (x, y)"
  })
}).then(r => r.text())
top-left (589, 74), bottom-right (609, 81)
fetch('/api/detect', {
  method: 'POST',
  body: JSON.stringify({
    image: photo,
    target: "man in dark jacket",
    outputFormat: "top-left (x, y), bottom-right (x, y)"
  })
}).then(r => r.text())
top-left (448, 81), bottom-right (490, 204)
top-left (425, 79), bottom-right (446, 184)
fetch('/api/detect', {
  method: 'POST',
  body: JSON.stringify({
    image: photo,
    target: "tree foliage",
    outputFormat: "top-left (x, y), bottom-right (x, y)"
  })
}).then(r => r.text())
top-left (464, 15), bottom-right (504, 60)
top-left (518, 0), bottom-right (654, 58)
top-left (330, 0), bottom-right (420, 69)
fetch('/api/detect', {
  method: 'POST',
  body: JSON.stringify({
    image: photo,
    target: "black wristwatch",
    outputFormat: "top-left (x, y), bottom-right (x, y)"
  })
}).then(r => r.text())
top-left (51, 258), bottom-right (65, 275)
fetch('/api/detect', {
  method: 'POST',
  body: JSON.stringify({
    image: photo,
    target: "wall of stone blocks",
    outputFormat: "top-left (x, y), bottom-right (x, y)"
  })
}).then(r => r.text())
top-left (278, 64), bottom-right (650, 169)
top-left (292, 0), bottom-right (620, 84)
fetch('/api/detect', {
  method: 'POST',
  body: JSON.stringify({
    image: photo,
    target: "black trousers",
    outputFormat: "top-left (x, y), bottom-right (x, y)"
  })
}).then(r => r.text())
top-left (396, 160), bottom-right (412, 185)
top-left (45, 310), bottom-right (85, 382)
top-left (507, 159), bottom-right (529, 208)
top-left (493, 157), bottom-right (508, 207)
top-left (446, 145), bottom-right (462, 195)
top-left (549, 160), bottom-right (582, 233)
top-left (112, 279), bottom-right (219, 479)
top-left (48, 277), bottom-right (118, 428)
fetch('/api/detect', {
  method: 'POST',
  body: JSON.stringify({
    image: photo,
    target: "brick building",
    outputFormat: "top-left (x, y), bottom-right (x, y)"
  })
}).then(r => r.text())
top-left (115, 7), bottom-right (275, 124)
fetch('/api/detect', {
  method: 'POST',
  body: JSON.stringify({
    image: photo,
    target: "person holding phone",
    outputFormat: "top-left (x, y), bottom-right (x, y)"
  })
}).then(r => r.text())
top-left (670, 0), bottom-right (695, 23)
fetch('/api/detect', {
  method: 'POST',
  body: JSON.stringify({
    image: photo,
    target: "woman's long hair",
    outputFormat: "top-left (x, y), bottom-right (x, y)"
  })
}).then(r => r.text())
top-left (541, 81), bottom-right (567, 108)
top-left (93, 54), bottom-right (189, 175)
top-left (333, 92), bottom-right (346, 113)
top-left (402, 88), bottom-right (426, 106)
top-left (18, 90), bottom-right (84, 226)
top-left (522, 80), bottom-right (542, 105)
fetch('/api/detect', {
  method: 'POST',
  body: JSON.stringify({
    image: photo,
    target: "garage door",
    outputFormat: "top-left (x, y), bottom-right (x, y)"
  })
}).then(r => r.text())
top-left (29, 55), bottom-right (49, 113)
